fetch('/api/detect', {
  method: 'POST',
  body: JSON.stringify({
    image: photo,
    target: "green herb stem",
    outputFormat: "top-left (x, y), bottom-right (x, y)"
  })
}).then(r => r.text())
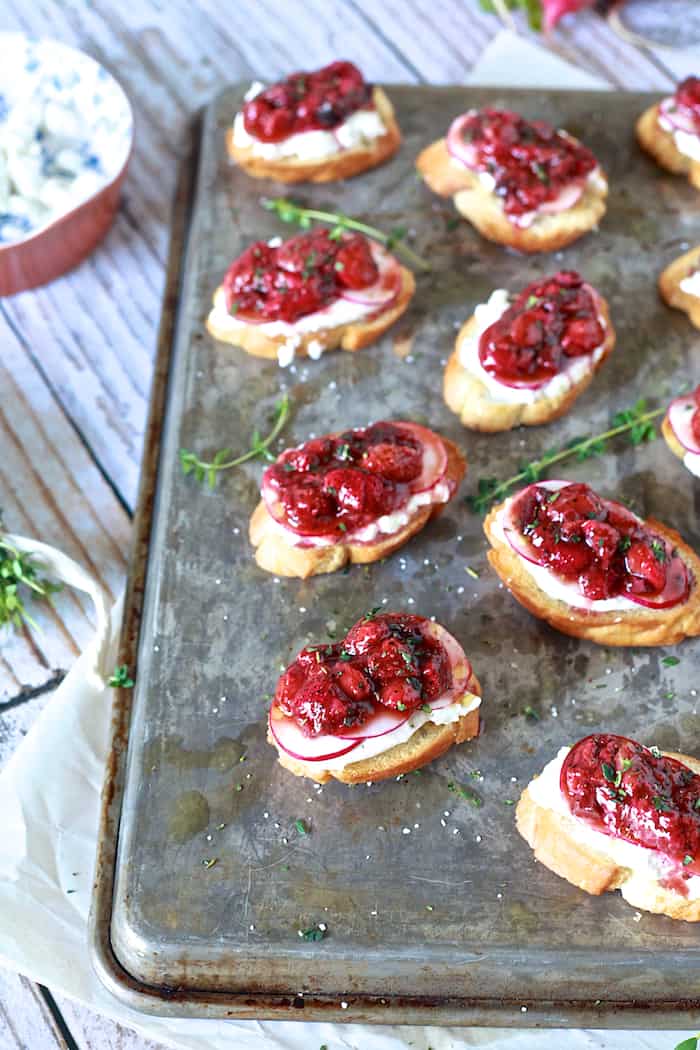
top-left (470, 400), bottom-right (665, 514)
top-left (180, 393), bottom-right (290, 488)
top-left (0, 537), bottom-right (62, 631)
top-left (261, 196), bottom-right (431, 272)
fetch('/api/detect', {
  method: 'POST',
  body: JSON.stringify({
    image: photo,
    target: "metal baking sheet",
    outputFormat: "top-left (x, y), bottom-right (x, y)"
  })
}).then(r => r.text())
top-left (91, 86), bottom-right (700, 1026)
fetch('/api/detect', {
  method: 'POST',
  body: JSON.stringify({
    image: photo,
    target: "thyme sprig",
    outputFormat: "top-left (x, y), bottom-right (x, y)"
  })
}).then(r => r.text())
top-left (261, 196), bottom-right (431, 272)
top-left (180, 394), bottom-right (290, 488)
top-left (469, 399), bottom-right (664, 514)
top-left (0, 536), bottom-right (62, 631)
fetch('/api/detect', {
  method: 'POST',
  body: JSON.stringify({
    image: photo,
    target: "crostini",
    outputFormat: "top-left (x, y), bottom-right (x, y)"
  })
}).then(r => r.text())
top-left (517, 733), bottom-right (700, 922)
top-left (637, 77), bottom-right (700, 190)
top-left (227, 61), bottom-right (401, 183)
top-left (659, 245), bottom-right (700, 329)
top-left (206, 228), bottom-right (415, 366)
top-left (444, 270), bottom-right (615, 432)
top-left (662, 387), bottom-right (700, 478)
top-left (268, 611), bottom-right (481, 784)
top-left (250, 420), bottom-right (465, 578)
top-left (416, 107), bottom-right (607, 253)
top-left (484, 480), bottom-right (700, 646)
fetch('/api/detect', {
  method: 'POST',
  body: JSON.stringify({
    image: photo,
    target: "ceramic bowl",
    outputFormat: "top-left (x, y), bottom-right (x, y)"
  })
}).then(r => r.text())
top-left (0, 34), bottom-right (133, 296)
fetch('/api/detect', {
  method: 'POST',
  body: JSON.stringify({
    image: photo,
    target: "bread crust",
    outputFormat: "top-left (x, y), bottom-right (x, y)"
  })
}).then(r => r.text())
top-left (226, 87), bottom-right (401, 183)
top-left (516, 750), bottom-right (700, 922)
top-left (662, 414), bottom-right (689, 465)
top-left (636, 103), bottom-right (700, 189)
top-left (251, 437), bottom-right (466, 578)
top-left (484, 500), bottom-right (700, 646)
top-left (270, 680), bottom-right (481, 785)
top-left (415, 138), bottom-right (607, 253)
top-left (206, 264), bottom-right (415, 360)
top-left (658, 244), bottom-right (700, 329)
top-left (444, 295), bottom-right (615, 432)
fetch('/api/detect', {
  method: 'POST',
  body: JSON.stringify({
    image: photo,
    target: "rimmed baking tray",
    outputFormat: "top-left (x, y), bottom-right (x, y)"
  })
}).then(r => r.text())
top-left (90, 86), bottom-right (700, 1026)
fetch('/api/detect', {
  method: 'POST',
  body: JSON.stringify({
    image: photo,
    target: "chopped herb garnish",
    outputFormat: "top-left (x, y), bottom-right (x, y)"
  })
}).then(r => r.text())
top-left (337, 443), bottom-right (351, 461)
top-left (108, 664), bottom-right (135, 688)
top-left (363, 606), bottom-right (382, 621)
top-left (525, 294), bottom-right (540, 309)
top-left (522, 705), bottom-right (540, 722)
top-left (504, 799), bottom-right (515, 806)
top-left (448, 780), bottom-right (483, 807)
top-left (662, 655), bottom-right (680, 667)
top-left (202, 858), bottom-right (218, 869)
top-left (397, 702), bottom-right (407, 711)
top-left (684, 855), bottom-right (694, 866)
top-left (652, 796), bottom-right (672, 813)
top-left (338, 522), bottom-right (348, 533)
top-left (300, 926), bottom-right (325, 942)
top-left (621, 758), bottom-right (633, 771)
top-left (649, 745), bottom-right (662, 758)
top-left (651, 539), bottom-right (667, 563)
top-left (617, 535), bottom-right (632, 553)
top-left (421, 703), bottom-right (432, 713)
top-left (465, 566), bottom-right (480, 579)
top-left (339, 650), bottom-right (352, 661)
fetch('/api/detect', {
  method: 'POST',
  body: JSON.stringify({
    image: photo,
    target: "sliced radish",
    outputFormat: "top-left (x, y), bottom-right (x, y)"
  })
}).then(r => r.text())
top-left (339, 267), bottom-right (401, 309)
top-left (668, 396), bottom-right (700, 455)
top-left (659, 100), bottom-right (698, 135)
top-left (269, 709), bottom-right (361, 763)
top-left (538, 181), bottom-right (585, 215)
top-left (392, 422), bottom-right (448, 494)
top-left (446, 113), bottom-right (478, 169)
top-left (626, 553), bottom-right (690, 609)
top-left (503, 526), bottom-right (543, 566)
top-left (335, 706), bottom-right (412, 741)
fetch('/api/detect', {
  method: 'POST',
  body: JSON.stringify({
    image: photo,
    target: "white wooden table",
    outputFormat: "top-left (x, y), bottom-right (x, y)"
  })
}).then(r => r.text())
top-left (0, 1), bottom-right (688, 1045)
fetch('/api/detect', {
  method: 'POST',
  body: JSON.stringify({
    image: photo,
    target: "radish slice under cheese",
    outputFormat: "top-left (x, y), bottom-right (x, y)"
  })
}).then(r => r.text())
top-left (334, 706), bottom-right (412, 741)
top-left (269, 708), bottom-right (362, 763)
top-left (446, 113), bottom-right (478, 169)
top-left (668, 395), bottom-right (700, 455)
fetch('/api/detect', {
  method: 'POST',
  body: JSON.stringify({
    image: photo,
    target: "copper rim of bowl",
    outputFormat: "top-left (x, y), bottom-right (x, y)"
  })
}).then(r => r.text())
top-left (0, 35), bottom-right (134, 296)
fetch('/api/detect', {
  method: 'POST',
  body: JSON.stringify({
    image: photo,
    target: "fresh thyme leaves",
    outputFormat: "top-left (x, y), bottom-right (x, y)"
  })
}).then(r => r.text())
top-left (601, 762), bottom-right (622, 788)
top-left (468, 398), bottom-right (665, 513)
top-left (477, 0), bottom-right (543, 31)
top-left (300, 925), bottom-right (326, 942)
top-left (201, 857), bottom-right (218, 869)
top-left (0, 536), bottom-right (62, 631)
top-left (652, 795), bottom-right (673, 813)
top-left (363, 605), bottom-right (382, 621)
top-left (261, 196), bottom-right (431, 272)
top-left (522, 705), bottom-right (540, 722)
top-left (662, 656), bottom-right (680, 667)
top-left (448, 780), bottom-right (483, 807)
top-left (108, 665), bottom-right (135, 688)
top-left (294, 818), bottom-right (309, 836)
top-left (180, 394), bottom-right (290, 488)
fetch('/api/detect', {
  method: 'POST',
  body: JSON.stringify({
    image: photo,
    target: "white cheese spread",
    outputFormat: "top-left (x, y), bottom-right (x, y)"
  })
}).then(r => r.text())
top-left (0, 36), bottom-right (132, 243)
top-left (317, 691), bottom-right (481, 772)
top-left (684, 452), bottom-right (700, 478)
top-left (232, 81), bottom-right (386, 161)
top-left (680, 270), bottom-right (700, 298)
top-left (456, 289), bottom-right (606, 406)
top-left (528, 747), bottom-right (700, 901)
top-left (658, 100), bottom-right (700, 161)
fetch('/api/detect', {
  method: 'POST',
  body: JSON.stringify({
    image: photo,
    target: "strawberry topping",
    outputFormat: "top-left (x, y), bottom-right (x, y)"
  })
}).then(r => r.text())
top-left (508, 482), bottom-right (690, 607)
top-left (222, 229), bottom-right (379, 323)
top-left (674, 76), bottom-right (700, 132)
top-left (451, 108), bottom-right (597, 221)
top-left (263, 421), bottom-right (448, 539)
top-left (562, 734), bottom-right (700, 892)
top-left (273, 612), bottom-right (452, 736)
top-left (243, 61), bottom-right (372, 143)
top-left (478, 271), bottom-right (605, 387)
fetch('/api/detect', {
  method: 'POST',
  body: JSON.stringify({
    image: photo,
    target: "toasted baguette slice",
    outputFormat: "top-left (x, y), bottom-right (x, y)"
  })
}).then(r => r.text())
top-left (206, 265), bottom-right (415, 361)
top-left (484, 501), bottom-right (700, 646)
top-left (444, 296), bottom-right (615, 432)
top-left (251, 436), bottom-right (465, 578)
top-left (226, 87), bottom-right (401, 183)
top-left (272, 701), bottom-right (480, 785)
top-left (636, 103), bottom-right (700, 189)
top-left (662, 414), bottom-right (688, 464)
top-left (415, 139), bottom-right (607, 253)
top-left (659, 245), bottom-right (700, 329)
top-left (517, 749), bottom-right (700, 922)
